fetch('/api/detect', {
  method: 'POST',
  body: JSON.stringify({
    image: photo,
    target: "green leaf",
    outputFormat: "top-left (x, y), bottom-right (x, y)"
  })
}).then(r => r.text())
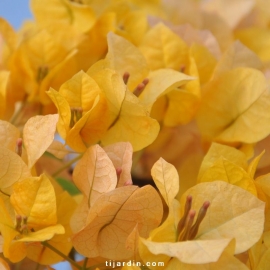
top-left (55, 177), bottom-right (81, 195)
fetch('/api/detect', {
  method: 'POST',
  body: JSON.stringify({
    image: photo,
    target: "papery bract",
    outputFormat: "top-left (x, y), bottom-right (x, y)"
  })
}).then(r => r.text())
top-left (140, 159), bottom-right (265, 268)
top-left (23, 114), bottom-right (59, 168)
top-left (26, 189), bottom-right (77, 265)
top-left (31, 0), bottom-right (96, 33)
top-left (0, 120), bottom-right (19, 152)
top-left (72, 185), bottom-right (163, 260)
top-left (10, 173), bottom-right (57, 228)
top-left (151, 157), bottom-right (179, 206)
top-left (201, 0), bottom-right (255, 28)
top-left (197, 68), bottom-right (270, 144)
top-left (0, 174), bottom-right (64, 262)
top-left (0, 71), bottom-right (9, 118)
top-left (73, 145), bottom-right (117, 207)
top-left (103, 142), bottom-right (133, 187)
top-left (0, 146), bottom-right (31, 194)
top-left (197, 143), bottom-right (257, 195)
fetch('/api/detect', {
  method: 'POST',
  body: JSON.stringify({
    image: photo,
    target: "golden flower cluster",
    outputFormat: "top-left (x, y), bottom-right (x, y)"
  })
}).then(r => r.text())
top-left (1, 0), bottom-right (270, 269)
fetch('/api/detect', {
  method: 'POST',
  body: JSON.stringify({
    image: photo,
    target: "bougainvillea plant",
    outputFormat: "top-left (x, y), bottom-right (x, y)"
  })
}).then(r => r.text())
top-left (1, 0), bottom-right (270, 269)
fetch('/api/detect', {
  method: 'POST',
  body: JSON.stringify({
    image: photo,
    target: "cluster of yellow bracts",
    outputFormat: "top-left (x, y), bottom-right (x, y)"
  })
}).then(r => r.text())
top-left (1, 0), bottom-right (270, 269)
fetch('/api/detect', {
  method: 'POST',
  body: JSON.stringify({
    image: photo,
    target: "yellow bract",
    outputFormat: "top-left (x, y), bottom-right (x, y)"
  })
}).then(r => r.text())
top-left (181, 181), bottom-right (264, 254)
top-left (139, 23), bottom-right (188, 71)
top-left (26, 188), bottom-right (77, 265)
top-left (73, 145), bottom-right (117, 207)
top-left (11, 174), bottom-right (57, 228)
top-left (0, 174), bottom-right (64, 262)
top-left (8, 28), bottom-right (78, 106)
top-left (99, 89), bottom-right (160, 151)
top-left (140, 159), bottom-right (265, 268)
top-left (201, 0), bottom-right (255, 28)
top-left (48, 68), bottom-right (160, 151)
top-left (0, 120), bottom-right (20, 151)
top-left (88, 31), bottom-right (149, 91)
top-left (103, 142), bottom-right (133, 187)
top-left (23, 114), bottom-right (59, 168)
top-left (2, 0), bottom-right (270, 268)
top-left (235, 28), bottom-right (270, 63)
top-left (0, 18), bottom-right (16, 69)
top-left (197, 68), bottom-right (270, 144)
top-left (197, 143), bottom-right (257, 195)
top-left (89, 31), bottom-right (195, 121)
top-left (151, 157), bottom-right (179, 206)
top-left (0, 258), bottom-right (10, 270)
top-left (0, 71), bottom-right (9, 118)
top-left (31, 0), bottom-right (96, 33)
top-left (0, 146), bottom-right (31, 194)
top-left (212, 41), bottom-right (262, 79)
top-left (72, 185), bottom-right (163, 259)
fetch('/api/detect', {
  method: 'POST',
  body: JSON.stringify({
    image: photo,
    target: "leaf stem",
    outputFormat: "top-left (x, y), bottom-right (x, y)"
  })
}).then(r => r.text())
top-left (52, 154), bottom-right (82, 177)
top-left (34, 262), bottom-right (40, 270)
top-left (82, 257), bottom-right (88, 269)
top-left (42, 241), bottom-right (82, 270)
top-left (14, 260), bottom-right (22, 270)
top-left (10, 96), bottom-right (27, 125)
top-left (132, 149), bottom-right (145, 172)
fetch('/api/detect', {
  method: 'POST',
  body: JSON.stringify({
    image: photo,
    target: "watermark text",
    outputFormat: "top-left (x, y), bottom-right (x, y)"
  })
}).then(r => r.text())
top-left (105, 260), bottom-right (164, 268)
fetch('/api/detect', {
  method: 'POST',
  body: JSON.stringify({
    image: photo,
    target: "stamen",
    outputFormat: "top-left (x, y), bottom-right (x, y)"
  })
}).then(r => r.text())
top-left (133, 78), bottom-right (149, 97)
top-left (133, 84), bottom-right (144, 97)
top-left (22, 216), bottom-right (28, 225)
top-left (189, 201), bottom-right (210, 240)
top-left (123, 72), bottom-right (130, 85)
top-left (21, 224), bottom-right (29, 235)
top-left (75, 107), bottom-right (83, 121)
top-left (36, 66), bottom-right (49, 83)
top-left (76, 107), bottom-right (83, 121)
top-left (15, 215), bottom-right (22, 231)
top-left (124, 179), bottom-right (133, 186)
top-left (177, 197), bottom-right (210, 241)
top-left (70, 108), bottom-right (75, 128)
top-left (15, 138), bottom-right (23, 156)
top-left (116, 168), bottom-right (122, 178)
top-left (178, 210), bottom-right (196, 241)
top-left (177, 195), bottom-right (192, 236)
top-left (70, 107), bottom-right (83, 128)
top-left (180, 65), bottom-right (185, 73)
top-left (142, 78), bottom-right (149, 86)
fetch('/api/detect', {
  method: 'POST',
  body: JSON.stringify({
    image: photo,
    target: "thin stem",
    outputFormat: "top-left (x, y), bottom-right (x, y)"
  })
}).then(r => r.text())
top-left (35, 262), bottom-right (40, 270)
top-left (42, 241), bottom-right (82, 270)
top-left (132, 149), bottom-right (144, 170)
top-left (14, 260), bottom-right (22, 270)
top-left (10, 96), bottom-right (27, 125)
top-left (82, 257), bottom-right (88, 269)
top-left (52, 154), bottom-right (82, 177)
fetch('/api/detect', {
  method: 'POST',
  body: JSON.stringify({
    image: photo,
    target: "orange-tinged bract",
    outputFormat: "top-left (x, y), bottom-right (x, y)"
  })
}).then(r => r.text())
top-left (2, 0), bottom-right (270, 268)
top-left (23, 114), bottom-right (59, 168)
top-left (48, 68), bottom-right (160, 151)
top-left (0, 174), bottom-right (65, 262)
top-left (103, 142), bottom-right (133, 187)
top-left (72, 185), bottom-right (163, 259)
top-left (140, 159), bottom-right (265, 269)
top-left (197, 68), bottom-right (270, 144)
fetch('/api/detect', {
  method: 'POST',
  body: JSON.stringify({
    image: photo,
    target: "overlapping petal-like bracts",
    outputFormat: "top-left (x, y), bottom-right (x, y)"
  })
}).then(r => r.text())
top-left (139, 158), bottom-right (265, 269)
top-left (0, 174), bottom-right (64, 263)
top-left (1, 0), bottom-right (270, 269)
top-left (47, 68), bottom-right (161, 152)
